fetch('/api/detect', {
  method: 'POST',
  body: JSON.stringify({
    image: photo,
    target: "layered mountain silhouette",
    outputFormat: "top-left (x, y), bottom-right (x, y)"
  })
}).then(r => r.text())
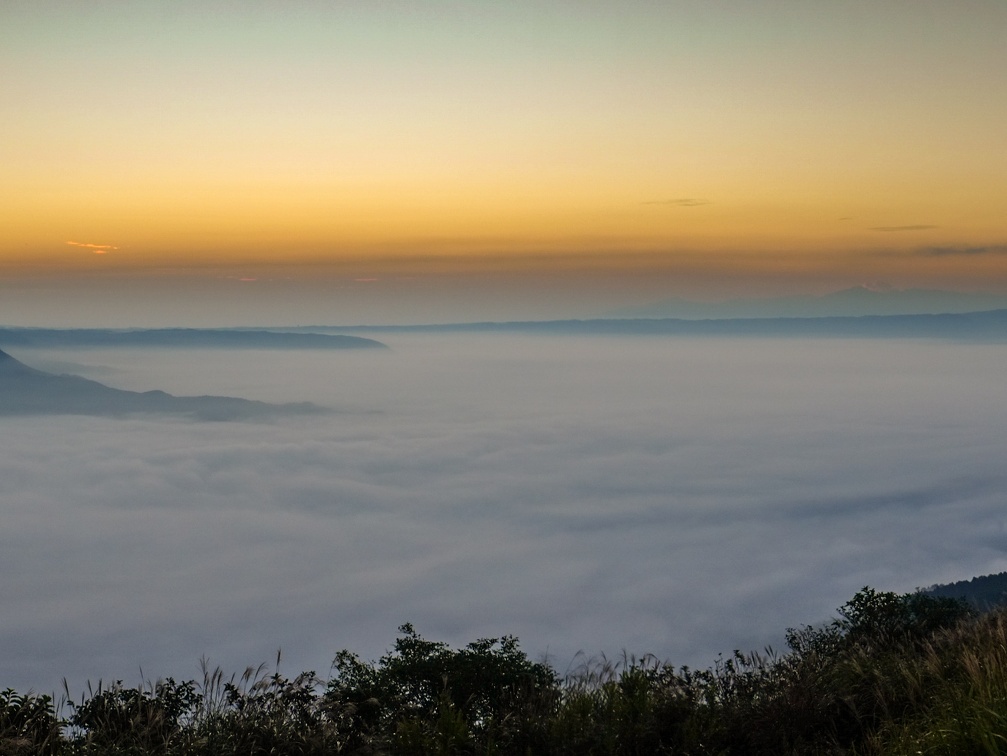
top-left (0, 348), bottom-right (324, 420)
top-left (607, 286), bottom-right (1007, 320)
top-left (0, 328), bottom-right (386, 349)
top-left (323, 308), bottom-right (1007, 340)
top-left (925, 572), bottom-right (1007, 612)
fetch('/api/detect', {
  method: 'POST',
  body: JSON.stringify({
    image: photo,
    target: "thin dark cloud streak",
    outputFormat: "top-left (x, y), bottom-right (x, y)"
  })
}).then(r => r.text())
top-left (642, 198), bottom-right (712, 207)
top-left (916, 244), bottom-right (1007, 257)
top-left (870, 224), bottom-right (939, 232)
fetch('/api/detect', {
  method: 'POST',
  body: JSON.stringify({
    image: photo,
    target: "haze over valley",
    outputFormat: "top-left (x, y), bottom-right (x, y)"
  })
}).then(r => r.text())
top-left (3, 331), bottom-right (1006, 695)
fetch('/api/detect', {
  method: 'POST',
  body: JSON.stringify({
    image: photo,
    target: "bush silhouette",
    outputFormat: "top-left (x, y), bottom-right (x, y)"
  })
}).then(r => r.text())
top-left (326, 623), bottom-right (558, 753)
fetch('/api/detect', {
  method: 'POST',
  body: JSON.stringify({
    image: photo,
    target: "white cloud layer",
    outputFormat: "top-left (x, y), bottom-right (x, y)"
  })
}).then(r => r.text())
top-left (3, 335), bottom-right (1007, 694)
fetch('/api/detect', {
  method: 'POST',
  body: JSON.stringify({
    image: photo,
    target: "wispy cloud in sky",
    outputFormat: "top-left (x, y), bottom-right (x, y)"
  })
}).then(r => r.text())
top-left (916, 245), bottom-right (1007, 257)
top-left (66, 240), bottom-right (118, 254)
top-left (642, 198), bottom-right (712, 207)
top-left (870, 225), bottom-right (938, 232)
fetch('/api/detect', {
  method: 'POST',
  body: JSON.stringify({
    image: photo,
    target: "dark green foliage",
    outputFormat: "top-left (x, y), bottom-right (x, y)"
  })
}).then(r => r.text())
top-left (1, 588), bottom-right (1002, 754)
top-left (326, 623), bottom-right (559, 753)
top-left (836, 586), bottom-right (975, 648)
top-left (195, 668), bottom-right (345, 755)
top-left (0, 688), bottom-right (60, 755)
top-left (63, 678), bottom-right (200, 755)
top-left (546, 587), bottom-right (976, 756)
top-left (550, 654), bottom-right (696, 755)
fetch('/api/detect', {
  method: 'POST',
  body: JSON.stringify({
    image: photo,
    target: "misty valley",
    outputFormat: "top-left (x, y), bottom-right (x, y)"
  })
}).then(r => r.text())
top-left (2, 327), bottom-right (1006, 704)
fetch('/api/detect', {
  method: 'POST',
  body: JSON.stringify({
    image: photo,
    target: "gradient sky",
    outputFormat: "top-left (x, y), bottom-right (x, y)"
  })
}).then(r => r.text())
top-left (2, 1), bottom-right (1006, 325)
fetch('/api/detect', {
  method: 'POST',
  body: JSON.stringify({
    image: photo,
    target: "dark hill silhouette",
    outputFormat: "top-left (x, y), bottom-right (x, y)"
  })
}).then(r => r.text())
top-left (323, 308), bottom-right (1007, 340)
top-left (0, 348), bottom-right (324, 420)
top-left (923, 571), bottom-right (1007, 611)
top-left (607, 286), bottom-right (1007, 320)
top-left (0, 328), bottom-right (387, 349)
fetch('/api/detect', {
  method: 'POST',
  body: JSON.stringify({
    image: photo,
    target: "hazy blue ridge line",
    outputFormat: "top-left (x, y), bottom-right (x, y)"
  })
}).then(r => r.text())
top-left (924, 571), bottom-right (1007, 612)
top-left (604, 286), bottom-right (1007, 320)
top-left (4, 311), bottom-right (1005, 341)
top-left (0, 328), bottom-right (387, 349)
top-left (301, 309), bottom-right (1007, 339)
top-left (0, 348), bottom-right (327, 420)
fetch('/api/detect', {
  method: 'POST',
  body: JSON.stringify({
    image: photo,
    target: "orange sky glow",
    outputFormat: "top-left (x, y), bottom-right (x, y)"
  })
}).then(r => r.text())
top-left (1, 1), bottom-right (1005, 325)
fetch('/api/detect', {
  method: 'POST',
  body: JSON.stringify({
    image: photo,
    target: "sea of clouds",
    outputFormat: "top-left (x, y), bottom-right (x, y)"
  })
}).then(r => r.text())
top-left (3, 333), bottom-right (1007, 695)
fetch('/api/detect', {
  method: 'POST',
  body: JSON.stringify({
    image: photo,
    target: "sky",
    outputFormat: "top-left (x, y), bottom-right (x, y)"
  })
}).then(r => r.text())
top-left (4, 335), bottom-right (1007, 694)
top-left (1, 1), bottom-right (1006, 325)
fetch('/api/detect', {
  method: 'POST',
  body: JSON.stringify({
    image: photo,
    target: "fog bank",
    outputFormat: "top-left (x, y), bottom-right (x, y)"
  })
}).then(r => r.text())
top-left (2, 335), bottom-right (1005, 694)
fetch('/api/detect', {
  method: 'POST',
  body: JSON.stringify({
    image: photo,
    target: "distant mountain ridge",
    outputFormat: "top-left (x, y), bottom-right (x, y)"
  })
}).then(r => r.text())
top-left (319, 309), bottom-right (1007, 340)
top-left (924, 572), bottom-right (1007, 612)
top-left (0, 348), bottom-right (324, 420)
top-left (607, 286), bottom-right (1007, 320)
top-left (6, 308), bottom-right (1006, 343)
top-left (0, 328), bottom-right (386, 349)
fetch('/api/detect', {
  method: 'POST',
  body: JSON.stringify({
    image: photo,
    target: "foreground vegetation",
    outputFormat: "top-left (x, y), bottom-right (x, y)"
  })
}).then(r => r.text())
top-left (5, 587), bottom-right (1007, 754)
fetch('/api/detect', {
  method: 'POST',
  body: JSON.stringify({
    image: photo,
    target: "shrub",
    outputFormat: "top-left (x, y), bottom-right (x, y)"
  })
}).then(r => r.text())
top-left (326, 623), bottom-right (559, 754)
top-left (0, 689), bottom-right (60, 756)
